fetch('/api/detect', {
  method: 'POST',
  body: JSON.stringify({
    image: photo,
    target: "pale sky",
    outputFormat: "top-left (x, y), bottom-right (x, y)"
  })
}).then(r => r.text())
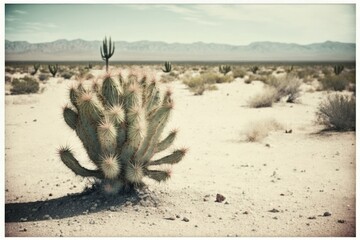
top-left (5, 4), bottom-right (356, 45)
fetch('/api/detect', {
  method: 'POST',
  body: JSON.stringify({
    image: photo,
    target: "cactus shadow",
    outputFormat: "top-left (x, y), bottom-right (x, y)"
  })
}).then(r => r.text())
top-left (5, 187), bottom-right (156, 223)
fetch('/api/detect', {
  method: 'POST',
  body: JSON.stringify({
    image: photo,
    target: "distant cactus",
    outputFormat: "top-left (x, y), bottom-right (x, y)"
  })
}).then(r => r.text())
top-left (100, 37), bottom-right (115, 72)
top-left (286, 65), bottom-right (294, 73)
top-left (88, 63), bottom-right (93, 69)
top-left (333, 65), bottom-right (344, 75)
top-left (31, 64), bottom-right (40, 76)
top-left (219, 65), bottom-right (231, 75)
top-left (250, 66), bottom-right (259, 74)
top-left (58, 73), bottom-right (187, 193)
top-left (162, 61), bottom-right (172, 73)
top-left (48, 64), bottom-right (58, 77)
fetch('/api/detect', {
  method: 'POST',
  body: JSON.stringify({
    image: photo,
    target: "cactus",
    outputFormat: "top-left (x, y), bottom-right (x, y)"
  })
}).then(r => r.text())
top-left (250, 66), bottom-right (259, 74)
top-left (162, 61), bottom-right (172, 73)
top-left (48, 64), bottom-right (58, 77)
top-left (58, 73), bottom-right (187, 194)
top-left (333, 65), bottom-right (344, 75)
top-left (88, 63), bottom-right (93, 69)
top-left (219, 65), bottom-right (231, 75)
top-left (100, 37), bottom-right (115, 72)
top-left (31, 64), bottom-right (40, 76)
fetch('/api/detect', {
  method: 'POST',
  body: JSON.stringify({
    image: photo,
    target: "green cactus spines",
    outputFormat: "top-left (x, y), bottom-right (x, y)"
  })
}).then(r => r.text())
top-left (100, 37), bottom-right (115, 72)
top-left (333, 65), bottom-right (344, 75)
top-left (219, 65), bottom-right (231, 75)
top-left (162, 61), bottom-right (172, 73)
top-left (48, 64), bottom-right (58, 77)
top-left (59, 73), bottom-right (186, 193)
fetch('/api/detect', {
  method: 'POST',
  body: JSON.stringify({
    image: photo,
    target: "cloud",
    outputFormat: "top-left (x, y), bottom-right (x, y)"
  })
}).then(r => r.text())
top-left (14, 10), bottom-right (27, 14)
top-left (6, 16), bottom-right (20, 22)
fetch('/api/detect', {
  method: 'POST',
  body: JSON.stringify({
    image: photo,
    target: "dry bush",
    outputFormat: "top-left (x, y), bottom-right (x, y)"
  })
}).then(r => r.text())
top-left (317, 94), bottom-right (355, 131)
top-left (160, 74), bottom-right (177, 83)
top-left (248, 87), bottom-right (278, 108)
top-left (321, 75), bottom-right (348, 91)
top-left (183, 71), bottom-right (232, 95)
top-left (243, 118), bottom-right (284, 142)
top-left (232, 67), bottom-right (247, 78)
top-left (38, 73), bottom-right (50, 81)
top-left (5, 75), bottom-right (11, 83)
top-left (11, 76), bottom-right (40, 95)
top-left (266, 74), bottom-right (302, 103)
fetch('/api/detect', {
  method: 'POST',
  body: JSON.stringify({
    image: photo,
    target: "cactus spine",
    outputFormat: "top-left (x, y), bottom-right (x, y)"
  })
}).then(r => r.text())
top-left (48, 64), bottom-right (58, 77)
top-left (333, 65), bottom-right (344, 75)
top-left (162, 61), bottom-right (172, 73)
top-left (100, 37), bottom-right (115, 72)
top-left (219, 65), bottom-right (231, 75)
top-left (58, 73), bottom-right (186, 193)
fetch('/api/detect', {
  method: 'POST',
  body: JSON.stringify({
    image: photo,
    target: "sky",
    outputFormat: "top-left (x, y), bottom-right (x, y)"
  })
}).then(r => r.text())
top-left (5, 4), bottom-right (356, 45)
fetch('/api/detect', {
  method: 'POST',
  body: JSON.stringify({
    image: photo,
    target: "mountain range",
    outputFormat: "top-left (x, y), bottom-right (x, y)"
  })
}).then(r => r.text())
top-left (5, 39), bottom-right (356, 62)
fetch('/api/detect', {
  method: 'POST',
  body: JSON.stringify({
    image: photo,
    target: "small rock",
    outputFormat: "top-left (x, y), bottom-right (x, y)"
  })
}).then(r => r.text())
top-left (33, 119), bottom-right (37, 122)
top-left (308, 216), bottom-right (316, 220)
top-left (273, 217), bottom-right (278, 220)
top-left (215, 193), bottom-right (226, 203)
top-left (195, 225), bottom-right (198, 227)
top-left (165, 217), bottom-right (176, 221)
top-left (269, 208), bottom-right (280, 213)
top-left (19, 228), bottom-right (27, 232)
top-left (43, 214), bottom-right (52, 220)
top-left (176, 215), bottom-right (180, 218)
top-left (20, 217), bottom-right (28, 222)
top-left (109, 206), bottom-right (116, 212)
top-left (265, 143), bottom-right (270, 147)
top-left (338, 219), bottom-right (346, 223)
top-left (243, 211), bottom-right (249, 215)
top-left (323, 212), bottom-right (331, 217)
top-left (306, 223), bottom-right (310, 226)
top-left (280, 193), bottom-right (285, 196)
top-left (208, 214), bottom-right (212, 217)
top-left (49, 193), bottom-right (53, 197)
top-left (182, 217), bottom-right (189, 222)
top-left (225, 201), bottom-right (229, 205)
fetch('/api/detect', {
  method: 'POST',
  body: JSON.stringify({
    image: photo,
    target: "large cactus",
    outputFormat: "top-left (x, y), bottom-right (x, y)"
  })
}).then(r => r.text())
top-left (219, 65), bottom-right (231, 75)
top-left (333, 65), bottom-right (344, 75)
top-left (31, 64), bottom-right (40, 76)
top-left (48, 64), bottom-right (58, 77)
top-left (162, 61), bottom-right (172, 73)
top-left (100, 37), bottom-right (115, 72)
top-left (58, 72), bottom-right (187, 193)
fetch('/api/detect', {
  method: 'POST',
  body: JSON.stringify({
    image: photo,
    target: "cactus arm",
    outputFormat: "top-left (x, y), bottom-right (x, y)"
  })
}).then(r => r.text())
top-left (63, 106), bottom-right (78, 130)
top-left (58, 147), bottom-right (104, 178)
top-left (155, 129), bottom-right (177, 153)
top-left (149, 148), bottom-right (186, 166)
top-left (145, 169), bottom-right (171, 182)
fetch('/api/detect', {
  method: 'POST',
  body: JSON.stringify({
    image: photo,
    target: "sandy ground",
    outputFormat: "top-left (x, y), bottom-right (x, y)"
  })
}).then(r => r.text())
top-left (5, 70), bottom-right (356, 237)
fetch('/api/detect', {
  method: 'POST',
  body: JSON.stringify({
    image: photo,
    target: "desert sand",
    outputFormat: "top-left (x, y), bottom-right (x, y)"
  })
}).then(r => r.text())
top-left (5, 67), bottom-right (355, 237)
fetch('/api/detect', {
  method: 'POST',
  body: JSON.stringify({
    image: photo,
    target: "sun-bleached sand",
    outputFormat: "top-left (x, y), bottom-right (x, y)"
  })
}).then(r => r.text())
top-left (5, 68), bottom-right (355, 237)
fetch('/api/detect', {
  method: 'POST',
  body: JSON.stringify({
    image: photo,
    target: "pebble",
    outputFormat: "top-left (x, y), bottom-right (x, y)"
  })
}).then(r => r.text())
top-left (323, 212), bottom-right (331, 217)
top-left (43, 214), bottom-right (52, 220)
top-left (176, 215), bottom-right (180, 218)
top-left (109, 206), bottom-right (116, 212)
top-left (182, 217), bottom-right (189, 222)
top-left (166, 217), bottom-right (176, 221)
top-left (20, 217), bottom-right (28, 222)
top-left (269, 208), bottom-right (280, 213)
top-left (243, 211), bottom-right (249, 215)
top-left (308, 216), bottom-right (316, 220)
top-left (338, 219), bottom-right (346, 223)
top-left (215, 194), bottom-right (226, 203)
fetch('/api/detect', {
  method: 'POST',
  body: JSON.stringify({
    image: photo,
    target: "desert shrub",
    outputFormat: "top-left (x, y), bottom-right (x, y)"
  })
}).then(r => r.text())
top-left (160, 74), bottom-right (177, 83)
top-left (243, 118), bottom-right (284, 142)
top-left (11, 76), bottom-right (39, 95)
top-left (248, 87), bottom-right (278, 108)
top-left (266, 74), bottom-right (302, 103)
top-left (317, 94), bottom-right (355, 131)
top-left (183, 72), bottom-right (226, 95)
top-left (5, 75), bottom-right (11, 83)
top-left (232, 67), bottom-right (247, 78)
top-left (38, 73), bottom-right (50, 81)
top-left (85, 73), bottom-right (95, 80)
top-left (61, 72), bottom-right (73, 80)
top-left (5, 67), bottom-right (16, 74)
top-left (321, 75), bottom-right (348, 91)
top-left (342, 71), bottom-right (356, 84)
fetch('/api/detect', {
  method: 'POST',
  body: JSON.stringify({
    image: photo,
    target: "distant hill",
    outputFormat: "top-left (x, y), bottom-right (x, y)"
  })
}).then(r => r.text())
top-left (5, 39), bottom-right (356, 61)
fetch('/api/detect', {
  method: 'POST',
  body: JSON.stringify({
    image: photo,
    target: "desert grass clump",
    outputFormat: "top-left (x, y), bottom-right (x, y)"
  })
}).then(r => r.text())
top-left (317, 94), bottom-right (355, 131)
top-left (243, 118), bottom-right (284, 142)
top-left (248, 87), bottom-right (278, 108)
top-left (321, 75), bottom-right (348, 91)
top-left (11, 76), bottom-right (40, 95)
top-left (61, 72), bottom-right (74, 80)
top-left (183, 72), bottom-right (232, 95)
top-left (266, 74), bottom-right (302, 103)
top-left (232, 67), bottom-right (247, 78)
top-left (58, 72), bottom-right (187, 194)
